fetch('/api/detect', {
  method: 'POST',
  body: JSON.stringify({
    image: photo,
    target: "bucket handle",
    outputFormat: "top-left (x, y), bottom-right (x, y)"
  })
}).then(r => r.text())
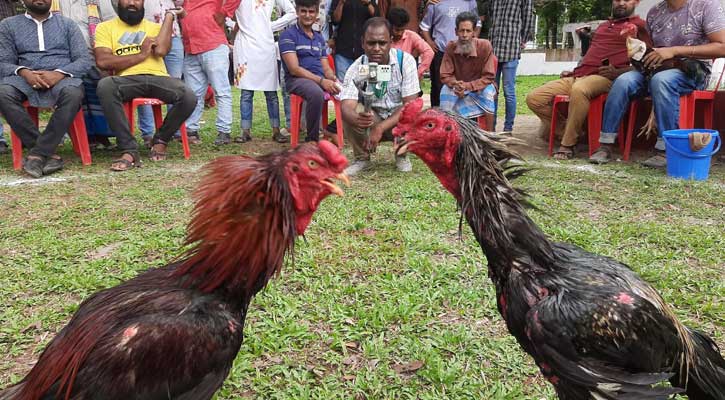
top-left (663, 135), bottom-right (721, 159)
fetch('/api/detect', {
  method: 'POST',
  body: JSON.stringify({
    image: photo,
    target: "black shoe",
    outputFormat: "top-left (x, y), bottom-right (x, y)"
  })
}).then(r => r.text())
top-left (234, 130), bottom-right (252, 143)
top-left (0, 141), bottom-right (7, 154)
top-left (214, 131), bottom-right (231, 145)
top-left (22, 156), bottom-right (45, 178)
top-left (272, 130), bottom-right (290, 143)
top-left (42, 157), bottom-right (64, 175)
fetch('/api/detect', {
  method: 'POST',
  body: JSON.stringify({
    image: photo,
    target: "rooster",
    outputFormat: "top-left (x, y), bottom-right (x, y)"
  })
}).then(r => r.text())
top-left (393, 98), bottom-right (725, 400)
top-left (0, 141), bottom-right (349, 400)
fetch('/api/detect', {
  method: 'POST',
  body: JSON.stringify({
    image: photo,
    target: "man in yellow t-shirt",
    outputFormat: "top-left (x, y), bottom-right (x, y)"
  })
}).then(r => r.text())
top-left (94, 0), bottom-right (195, 171)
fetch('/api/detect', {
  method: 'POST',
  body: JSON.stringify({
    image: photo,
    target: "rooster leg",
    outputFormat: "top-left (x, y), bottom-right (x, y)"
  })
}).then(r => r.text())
top-left (638, 109), bottom-right (657, 139)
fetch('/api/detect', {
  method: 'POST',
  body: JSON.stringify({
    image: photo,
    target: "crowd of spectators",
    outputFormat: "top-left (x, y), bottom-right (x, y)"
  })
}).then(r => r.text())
top-left (1, 0), bottom-right (723, 178)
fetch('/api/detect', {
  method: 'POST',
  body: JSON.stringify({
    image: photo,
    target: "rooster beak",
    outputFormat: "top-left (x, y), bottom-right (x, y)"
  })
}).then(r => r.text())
top-left (395, 139), bottom-right (414, 156)
top-left (320, 173), bottom-right (349, 196)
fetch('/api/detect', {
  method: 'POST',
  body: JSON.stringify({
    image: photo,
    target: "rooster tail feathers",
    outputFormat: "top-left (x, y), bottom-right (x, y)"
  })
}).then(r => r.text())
top-left (679, 328), bottom-right (725, 399)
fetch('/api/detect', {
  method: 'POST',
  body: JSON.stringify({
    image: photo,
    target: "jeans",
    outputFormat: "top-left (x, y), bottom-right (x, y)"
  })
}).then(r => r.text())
top-left (279, 61), bottom-right (291, 128)
top-left (183, 44), bottom-right (233, 133)
top-left (600, 69), bottom-right (703, 151)
top-left (334, 54), bottom-right (355, 82)
top-left (286, 76), bottom-right (324, 141)
top-left (240, 90), bottom-right (280, 130)
top-left (0, 84), bottom-right (83, 157)
top-left (0, 119), bottom-right (5, 143)
top-left (494, 59), bottom-right (519, 132)
top-left (97, 75), bottom-right (196, 155)
top-left (139, 36), bottom-right (184, 138)
top-left (429, 50), bottom-right (444, 107)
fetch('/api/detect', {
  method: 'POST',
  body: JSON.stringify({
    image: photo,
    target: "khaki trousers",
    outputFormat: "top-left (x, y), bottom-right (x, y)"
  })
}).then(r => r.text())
top-left (343, 104), bottom-right (394, 161)
top-left (525, 75), bottom-right (612, 147)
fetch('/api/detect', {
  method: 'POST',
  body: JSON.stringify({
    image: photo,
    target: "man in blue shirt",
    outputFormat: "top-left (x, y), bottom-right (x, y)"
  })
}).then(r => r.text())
top-left (279, 0), bottom-right (340, 142)
top-left (420, 0), bottom-right (479, 107)
top-left (0, 0), bottom-right (93, 177)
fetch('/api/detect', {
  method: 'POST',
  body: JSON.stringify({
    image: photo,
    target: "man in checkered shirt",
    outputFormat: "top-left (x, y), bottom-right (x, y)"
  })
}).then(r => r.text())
top-left (488, 0), bottom-right (533, 134)
top-left (339, 17), bottom-right (420, 176)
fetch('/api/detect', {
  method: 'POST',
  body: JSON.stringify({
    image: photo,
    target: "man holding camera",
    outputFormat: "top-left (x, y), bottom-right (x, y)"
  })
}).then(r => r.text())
top-left (339, 17), bottom-right (419, 176)
top-left (525, 0), bottom-right (647, 160)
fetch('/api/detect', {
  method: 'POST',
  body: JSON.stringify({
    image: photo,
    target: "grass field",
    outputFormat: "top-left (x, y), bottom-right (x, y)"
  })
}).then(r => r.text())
top-left (0, 76), bottom-right (723, 399)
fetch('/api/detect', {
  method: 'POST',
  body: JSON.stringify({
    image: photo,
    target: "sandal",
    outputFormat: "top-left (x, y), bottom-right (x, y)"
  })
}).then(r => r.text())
top-left (110, 152), bottom-right (140, 171)
top-left (149, 139), bottom-right (168, 162)
top-left (553, 145), bottom-right (575, 160)
top-left (588, 146), bottom-right (612, 164)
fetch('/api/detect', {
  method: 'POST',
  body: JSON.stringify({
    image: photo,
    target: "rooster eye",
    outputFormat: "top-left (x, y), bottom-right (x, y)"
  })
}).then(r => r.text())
top-left (307, 160), bottom-right (319, 169)
top-left (444, 124), bottom-right (452, 132)
top-left (425, 122), bottom-right (435, 130)
top-left (291, 165), bottom-right (300, 172)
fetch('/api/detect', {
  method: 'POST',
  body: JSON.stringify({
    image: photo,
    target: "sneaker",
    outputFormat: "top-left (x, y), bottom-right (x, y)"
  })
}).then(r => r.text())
top-left (22, 156), bottom-right (45, 178)
top-left (344, 160), bottom-right (370, 176)
top-left (395, 155), bottom-right (412, 172)
top-left (272, 128), bottom-right (290, 143)
top-left (214, 131), bottom-right (231, 145)
top-left (0, 141), bottom-right (7, 154)
top-left (641, 153), bottom-right (667, 169)
top-left (42, 157), bottom-right (64, 175)
top-left (234, 130), bottom-right (252, 143)
top-left (588, 146), bottom-right (612, 164)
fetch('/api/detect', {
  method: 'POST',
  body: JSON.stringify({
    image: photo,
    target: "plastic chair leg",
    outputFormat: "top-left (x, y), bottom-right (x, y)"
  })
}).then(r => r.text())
top-left (333, 100), bottom-right (344, 149)
top-left (623, 101), bottom-right (639, 161)
top-left (587, 96), bottom-right (605, 157)
top-left (321, 101), bottom-right (329, 130)
top-left (11, 131), bottom-right (22, 170)
top-left (290, 95), bottom-right (303, 148)
top-left (69, 110), bottom-right (92, 165)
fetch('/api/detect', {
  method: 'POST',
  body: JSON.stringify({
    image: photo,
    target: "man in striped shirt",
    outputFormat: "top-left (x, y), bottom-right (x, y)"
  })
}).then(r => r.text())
top-left (488, 0), bottom-right (533, 134)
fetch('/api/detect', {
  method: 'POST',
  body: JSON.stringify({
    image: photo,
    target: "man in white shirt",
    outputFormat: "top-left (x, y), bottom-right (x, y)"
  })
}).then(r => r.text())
top-left (339, 17), bottom-right (419, 176)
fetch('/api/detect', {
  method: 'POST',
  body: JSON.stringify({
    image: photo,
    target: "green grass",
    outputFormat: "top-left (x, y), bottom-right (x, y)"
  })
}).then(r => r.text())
top-left (0, 75), bottom-right (723, 399)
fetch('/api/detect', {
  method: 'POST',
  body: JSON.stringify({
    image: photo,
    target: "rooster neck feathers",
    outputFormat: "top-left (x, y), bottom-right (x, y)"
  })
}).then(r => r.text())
top-left (449, 114), bottom-right (557, 278)
top-left (175, 154), bottom-right (297, 299)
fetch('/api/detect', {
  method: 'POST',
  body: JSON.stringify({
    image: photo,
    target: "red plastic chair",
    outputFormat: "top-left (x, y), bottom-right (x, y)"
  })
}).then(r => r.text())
top-left (123, 98), bottom-right (191, 159)
top-left (290, 55), bottom-right (344, 148)
top-left (10, 102), bottom-right (91, 170)
top-left (622, 59), bottom-right (724, 160)
top-left (548, 93), bottom-right (626, 157)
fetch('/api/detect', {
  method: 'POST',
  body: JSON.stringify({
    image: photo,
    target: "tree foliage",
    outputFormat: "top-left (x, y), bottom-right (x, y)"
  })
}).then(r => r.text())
top-left (534, 0), bottom-right (612, 48)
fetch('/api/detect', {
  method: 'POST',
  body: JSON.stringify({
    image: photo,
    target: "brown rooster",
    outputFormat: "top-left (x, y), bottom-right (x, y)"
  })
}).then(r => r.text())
top-left (392, 98), bottom-right (725, 400)
top-left (0, 141), bottom-right (349, 400)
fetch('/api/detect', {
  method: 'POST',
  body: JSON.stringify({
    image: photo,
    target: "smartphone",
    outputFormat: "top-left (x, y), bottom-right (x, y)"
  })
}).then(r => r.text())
top-left (601, 58), bottom-right (610, 66)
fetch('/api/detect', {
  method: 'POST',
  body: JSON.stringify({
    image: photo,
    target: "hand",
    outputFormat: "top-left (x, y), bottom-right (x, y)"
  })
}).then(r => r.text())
top-left (365, 124), bottom-right (383, 152)
top-left (327, 38), bottom-right (336, 51)
top-left (597, 65), bottom-right (618, 80)
top-left (427, 41), bottom-right (438, 52)
top-left (140, 37), bottom-right (156, 56)
top-left (454, 86), bottom-right (465, 98)
top-left (643, 47), bottom-right (676, 69)
top-left (34, 71), bottom-right (65, 89)
top-left (166, 7), bottom-right (186, 19)
top-left (213, 11), bottom-right (226, 28)
top-left (19, 69), bottom-right (48, 90)
top-left (560, 70), bottom-right (574, 78)
top-left (426, 0), bottom-right (439, 5)
top-left (353, 110), bottom-right (374, 130)
top-left (320, 78), bottom-right (340, 95)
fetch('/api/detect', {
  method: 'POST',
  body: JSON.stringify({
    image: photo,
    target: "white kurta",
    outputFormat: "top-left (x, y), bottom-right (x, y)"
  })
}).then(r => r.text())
top-left (233, 0), bottom-right (296, 91)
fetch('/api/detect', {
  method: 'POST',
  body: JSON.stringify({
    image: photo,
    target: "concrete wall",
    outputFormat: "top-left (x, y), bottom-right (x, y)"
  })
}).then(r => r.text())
top-left (518, 52), bottom-right (578, 76)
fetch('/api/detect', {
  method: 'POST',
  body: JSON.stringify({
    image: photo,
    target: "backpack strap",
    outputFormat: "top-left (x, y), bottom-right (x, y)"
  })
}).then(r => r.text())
top-left (396, 48), bottom-right (404, 76)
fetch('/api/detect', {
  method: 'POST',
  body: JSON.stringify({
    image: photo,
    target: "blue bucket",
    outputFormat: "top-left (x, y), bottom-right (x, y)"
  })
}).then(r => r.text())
top-left (662, 129), bottom-right (720, 180)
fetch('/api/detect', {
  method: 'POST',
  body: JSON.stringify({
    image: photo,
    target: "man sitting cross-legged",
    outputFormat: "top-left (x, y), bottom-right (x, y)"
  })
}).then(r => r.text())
top-left (0, 0), bottom-right (93, 178)
top-left (94, 0), bottom-right (195, 171)
top-left (439, 11), bottom-right (497, 130)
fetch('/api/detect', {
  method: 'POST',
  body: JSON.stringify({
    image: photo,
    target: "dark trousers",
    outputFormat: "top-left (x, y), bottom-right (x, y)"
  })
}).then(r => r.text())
top-left (96, 75), bottom-right (196, 154)
top-left (429, 50), bottom-right (444, 107)
top-left (0, 84), bottom-right (83, 158)
top-left (286, 76), bottom-right (324, 142)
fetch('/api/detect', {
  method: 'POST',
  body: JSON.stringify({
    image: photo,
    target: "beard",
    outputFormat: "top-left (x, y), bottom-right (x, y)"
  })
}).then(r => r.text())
top-left (612, 7), bottom-right (632, 19)
top-left (25, 1), bottom-right (51, 14)
top-left (455, 40), bottom-right (474, 55)
top-left (118, 6), bottom-right (145, 25)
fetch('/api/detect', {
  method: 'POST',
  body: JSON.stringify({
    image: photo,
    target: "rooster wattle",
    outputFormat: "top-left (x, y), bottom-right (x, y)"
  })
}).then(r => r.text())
top-left (393, 98), bottom-right (725, 400)
top-left (0, 142), bottom-right (349, 400)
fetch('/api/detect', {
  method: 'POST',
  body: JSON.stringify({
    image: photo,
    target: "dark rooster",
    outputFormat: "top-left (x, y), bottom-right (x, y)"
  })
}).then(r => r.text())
top-left (1, 141), bottom-right (349, 400)
top-left (392, 98), bottom-right (725, 400)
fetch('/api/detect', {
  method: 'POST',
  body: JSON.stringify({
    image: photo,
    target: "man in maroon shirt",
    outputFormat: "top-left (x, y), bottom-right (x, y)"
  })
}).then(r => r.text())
top-left (179, 0), bottom-right (239, 145)
top-left (525, 0), bottom-right (651, 160)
